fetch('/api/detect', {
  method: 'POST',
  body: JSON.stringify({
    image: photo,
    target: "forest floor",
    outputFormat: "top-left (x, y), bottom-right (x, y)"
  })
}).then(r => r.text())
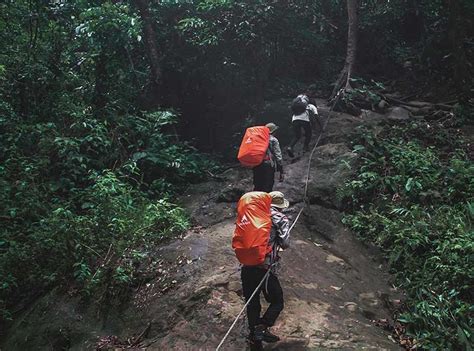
top-left (2, 101), bottom-right (406, 351)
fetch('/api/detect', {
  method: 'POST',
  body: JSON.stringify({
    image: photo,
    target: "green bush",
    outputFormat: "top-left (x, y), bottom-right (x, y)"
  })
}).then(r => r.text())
top-left (0, 169), bottom-right (189, 318)
top-left (0, 104), bottom-right (215, 322)
top-left (0, 1), bottom-right (220, 322)
top-left (342, 121), bottom-right (474, 349)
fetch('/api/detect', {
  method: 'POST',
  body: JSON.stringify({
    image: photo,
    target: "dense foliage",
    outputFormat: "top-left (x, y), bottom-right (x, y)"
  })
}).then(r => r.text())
top-left (341, 116), bottom-right (473, 349)
top-left (0, 1), bottom-right (215, 326)
top-left (0, 0), bottom-right (472, 346)
top-left (150, 0), bottom-right (473, 149)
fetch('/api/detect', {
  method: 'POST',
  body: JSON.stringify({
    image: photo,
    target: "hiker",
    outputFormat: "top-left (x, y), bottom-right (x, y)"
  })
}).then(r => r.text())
top-left (287, 93), bottom-right (321, 157)
top-left (252, 123), bottom-right (283, 192)
top-left (233, 191), bottom-right (291, 350)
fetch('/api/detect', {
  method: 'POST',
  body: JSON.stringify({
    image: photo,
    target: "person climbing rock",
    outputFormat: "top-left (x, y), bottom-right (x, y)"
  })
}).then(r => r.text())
top-left (239, 191), bottom-right (291, 350)
top-left (287, 92), bottom-right (321, 157)
top-left (252, 122), bottom-right (283, 192)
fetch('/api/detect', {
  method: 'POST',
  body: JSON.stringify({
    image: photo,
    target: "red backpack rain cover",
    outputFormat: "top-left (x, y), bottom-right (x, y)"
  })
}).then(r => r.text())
top-left (232, 192), bottom-right (272, 266)
top-left (237, 126), bottom-right (270, 167)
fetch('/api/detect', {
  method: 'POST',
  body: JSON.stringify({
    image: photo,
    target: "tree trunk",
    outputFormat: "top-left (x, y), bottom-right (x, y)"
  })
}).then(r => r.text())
top-left (134, 0), bottom-right (161, 95)
top-left (331, 0), bottom-right (359, 98)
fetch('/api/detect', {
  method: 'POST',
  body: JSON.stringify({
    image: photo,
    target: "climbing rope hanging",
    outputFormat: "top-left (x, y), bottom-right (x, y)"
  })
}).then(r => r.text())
top-left (216, 90), bottom-right (344, 351)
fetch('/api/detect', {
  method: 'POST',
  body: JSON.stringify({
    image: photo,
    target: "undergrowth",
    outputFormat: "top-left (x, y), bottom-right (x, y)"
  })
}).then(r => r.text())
top-left (340, 115), bottom-right (474, 350)
top-left (0, 106), bottom-right (217, 324)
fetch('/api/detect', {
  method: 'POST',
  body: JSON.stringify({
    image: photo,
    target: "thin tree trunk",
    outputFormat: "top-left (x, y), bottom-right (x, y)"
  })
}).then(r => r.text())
top-left (331, 0), bottom-right (359, 98)
top-left (134, 0), bottom-right (161, 89)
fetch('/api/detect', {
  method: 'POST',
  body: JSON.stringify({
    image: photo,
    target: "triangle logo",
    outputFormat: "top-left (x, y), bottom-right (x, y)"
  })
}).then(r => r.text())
top-left (239, 214), bottom-right (250, 226)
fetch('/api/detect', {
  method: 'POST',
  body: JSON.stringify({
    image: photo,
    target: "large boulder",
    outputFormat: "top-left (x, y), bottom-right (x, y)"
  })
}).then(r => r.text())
top-left (306, 143), bottom-right (357, 210)
top-left (320, 109), bottom-right (385, 146)
top-left (303, 204), bottom-right (345, 242)
top-left (216, 185), bottom-right (246, 203)
top-left (386, 106), bottom-right (411, 121)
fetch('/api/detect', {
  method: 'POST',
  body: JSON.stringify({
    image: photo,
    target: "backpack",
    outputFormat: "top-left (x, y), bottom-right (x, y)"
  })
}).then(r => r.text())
top-left (291, 95), bottom-right (308, 115)
top-left (237, 126), bottom-right (270, 168)
top-left (232, 192), bottom-right (272, 266)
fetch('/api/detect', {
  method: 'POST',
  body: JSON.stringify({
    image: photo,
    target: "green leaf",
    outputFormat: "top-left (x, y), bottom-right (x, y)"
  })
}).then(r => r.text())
top-left (353, 145), bottom-right (365, 152)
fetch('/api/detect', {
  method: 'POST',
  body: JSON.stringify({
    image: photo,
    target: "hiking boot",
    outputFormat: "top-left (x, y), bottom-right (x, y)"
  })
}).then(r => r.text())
top-left (254, 324), bottom-right (280, 343)
top-left (287, 146), bottom-right (294, 158)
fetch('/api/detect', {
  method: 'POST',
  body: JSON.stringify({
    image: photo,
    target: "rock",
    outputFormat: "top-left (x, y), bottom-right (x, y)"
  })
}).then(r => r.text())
top-left (400, 103), bottom-right (433, 116)
top-left (216, 186), bottom-right (245, 203)
top-left (407, 101), bottom-right (430, 108)
top-left (317, 143), bottom-right (352, 159)
top-left (386, 107), bottom-right (411, 121)
top-left (358, 292), bottom-right (379, 307)
top-left (306, 143), bottom-right (357, 210)
top-left (227, 280), bottom-right (241, 293)
top-left (418, 105), bottom-right (434, 115)
top-left (204, 274), bottom-right (229, 287)
top-left (377, 100), bottom-right (388, 111)
top-left (192, 286), bottom-right (212, 300)
top-left (304, 204), bottom-right (344, 242)
top-left (344, 302), bottom-right (358, 312)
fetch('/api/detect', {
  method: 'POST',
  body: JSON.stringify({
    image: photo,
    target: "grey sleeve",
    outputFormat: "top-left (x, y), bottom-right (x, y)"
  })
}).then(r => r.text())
top-left (269, 136), bottom-right (283, 168)
top-left (272, 210), bottom-right (290, 249)
top-left (308, 104), bottom-right (318, 115)
top-left (309, 104), bottom-right (322, 129)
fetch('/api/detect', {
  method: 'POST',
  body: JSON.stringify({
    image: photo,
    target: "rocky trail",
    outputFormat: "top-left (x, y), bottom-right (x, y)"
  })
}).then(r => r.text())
top-left (127, 102), bottom-right (404, 350)
top-left (2, 102), bottom-right (407, 350)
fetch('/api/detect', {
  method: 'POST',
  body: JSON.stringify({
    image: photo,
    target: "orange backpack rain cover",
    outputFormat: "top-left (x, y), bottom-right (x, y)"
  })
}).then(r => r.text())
top-left (237, 126), bottom-right (270, 167)
top-left (232, 192), bottom-right (272, 266)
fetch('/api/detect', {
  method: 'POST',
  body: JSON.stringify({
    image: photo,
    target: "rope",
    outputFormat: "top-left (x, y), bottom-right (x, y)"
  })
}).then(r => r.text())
top-left (215, 268), bottom-right (271, 351)
top-left (216, 90), bottom-right (344, 350)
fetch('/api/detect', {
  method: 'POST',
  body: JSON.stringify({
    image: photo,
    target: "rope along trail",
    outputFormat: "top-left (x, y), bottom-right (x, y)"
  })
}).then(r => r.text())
top-left (216, 92), bottom-right (344, 351)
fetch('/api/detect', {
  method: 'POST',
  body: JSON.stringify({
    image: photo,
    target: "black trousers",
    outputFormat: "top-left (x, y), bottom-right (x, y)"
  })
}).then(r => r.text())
top-left (290, 120), bottom-right (312, 149)
top-left (252, 162), bottom-right (274, 193)
top-left (241, 266), bottom-right (284, 330)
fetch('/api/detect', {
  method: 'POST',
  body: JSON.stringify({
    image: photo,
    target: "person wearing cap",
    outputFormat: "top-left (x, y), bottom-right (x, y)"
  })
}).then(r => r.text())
top-left (242, 191), bottom-right (290, 350)
top-left (253, 122), bottom-right (284, 193)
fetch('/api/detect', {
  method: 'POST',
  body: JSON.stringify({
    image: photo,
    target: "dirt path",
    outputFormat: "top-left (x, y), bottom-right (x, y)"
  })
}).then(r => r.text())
top-left (133, 105), bottom-right (402, 350)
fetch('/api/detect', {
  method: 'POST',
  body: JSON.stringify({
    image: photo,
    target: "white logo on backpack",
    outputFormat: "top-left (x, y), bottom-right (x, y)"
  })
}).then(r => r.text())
top-left (239, 214), bottom-right (250, 227)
